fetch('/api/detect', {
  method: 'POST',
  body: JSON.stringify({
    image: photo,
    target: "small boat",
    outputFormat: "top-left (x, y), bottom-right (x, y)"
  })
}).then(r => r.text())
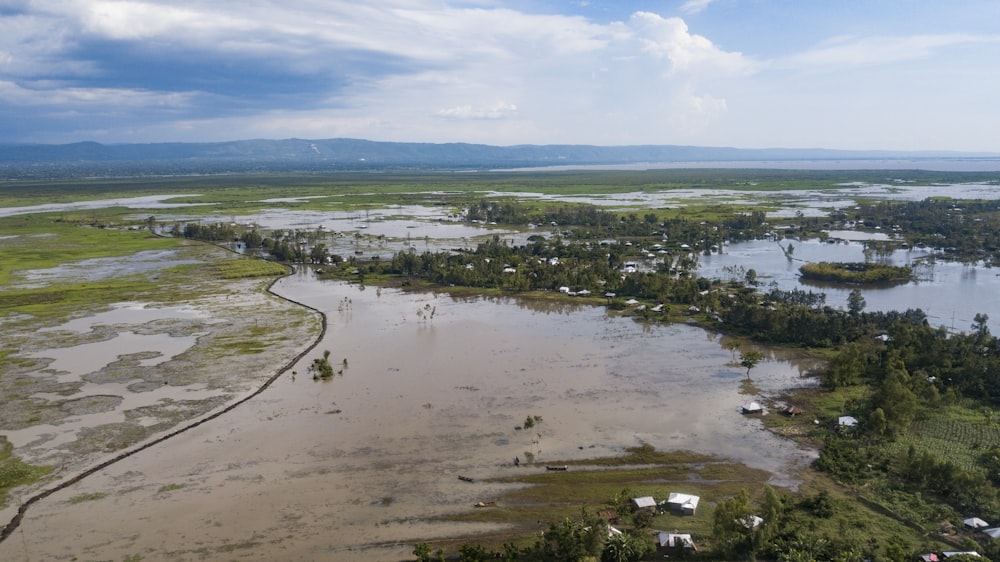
top-left (458, 475), bottom-right (474, 482)
top-left (546, 465), bottom-right (568, 471)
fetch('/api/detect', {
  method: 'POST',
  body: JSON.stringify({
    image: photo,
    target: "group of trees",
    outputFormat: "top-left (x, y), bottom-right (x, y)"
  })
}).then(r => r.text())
top-left (798, 262), bottom-right (913, 284)
top-left (851, 199), bottom-right (1000, 264)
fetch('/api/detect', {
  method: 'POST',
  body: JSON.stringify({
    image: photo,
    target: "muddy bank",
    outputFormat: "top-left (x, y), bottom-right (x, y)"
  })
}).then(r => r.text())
top-left (0, 245), bottom-right (323, 518)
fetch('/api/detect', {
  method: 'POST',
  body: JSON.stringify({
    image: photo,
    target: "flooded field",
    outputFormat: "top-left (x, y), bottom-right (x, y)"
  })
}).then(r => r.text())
top-left (0, 272), bottom-right (818, 561)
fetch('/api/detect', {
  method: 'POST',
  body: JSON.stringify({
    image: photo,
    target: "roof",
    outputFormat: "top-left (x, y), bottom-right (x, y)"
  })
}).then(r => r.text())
top-left (965, 517), bottom-right (990, 529)
top-left (742, 401), bottom-right (763, 413)
top-left (667, 492), bottom-right (700, 509)
top-left (632, 496), bottom-right (657, 509)
top-left (658, 533), bottom-right (694, 548)
top-left (738, 515), bottom-right (764, 529)
top-left (982, 527), bottom-right (1000, 539)
top-left (838, 415), bottom-right (859, 427)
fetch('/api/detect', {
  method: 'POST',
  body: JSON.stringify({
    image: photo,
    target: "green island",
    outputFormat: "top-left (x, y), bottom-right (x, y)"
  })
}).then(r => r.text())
top-left (2, 169), bottom-right (1000, 561)
top-left (799, 261), bottom-right (914, 284)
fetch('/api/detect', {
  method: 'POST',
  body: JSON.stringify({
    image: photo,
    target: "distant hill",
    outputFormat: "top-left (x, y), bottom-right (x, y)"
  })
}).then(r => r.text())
top-left (0, 138), bottom-right (996, 177)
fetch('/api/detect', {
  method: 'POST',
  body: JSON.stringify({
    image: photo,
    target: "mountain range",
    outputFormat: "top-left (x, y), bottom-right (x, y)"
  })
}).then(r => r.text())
top-left (1, 138), bottom-right (997, 176)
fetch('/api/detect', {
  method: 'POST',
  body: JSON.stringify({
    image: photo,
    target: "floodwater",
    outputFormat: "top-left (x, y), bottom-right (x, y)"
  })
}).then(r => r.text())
top-left (0, 194), bottom-right (207, 217)
top-left (0, 271), bottom-right (819, 562)
top-left (699, 238), bottom-right (1000, 334)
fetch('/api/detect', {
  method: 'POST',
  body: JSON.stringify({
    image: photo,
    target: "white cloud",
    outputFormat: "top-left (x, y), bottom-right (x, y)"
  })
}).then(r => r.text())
top-left (628, 12), bottom-right (754, 74)
top-left (437, 102), bottom-right (518, 120)
top-left (680, 0), bottom-right (715, 15)
top-left (780, 33), bottom-right (1000, 69)
top-left (0, 79), bottom-right (193, 108)
top-left (20, 1), bottom-right (998, 151)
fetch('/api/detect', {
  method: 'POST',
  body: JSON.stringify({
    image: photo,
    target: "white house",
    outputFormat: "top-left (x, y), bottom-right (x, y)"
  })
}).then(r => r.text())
top-left (838, 416), bottom-right (859, 428)
top-left (632, 496), bottom-right (657, 510)
top-left (965, 517), bottom-right (990, 529)
top-left (742, 402), bottom-right (763, 414)
top-left (658, 533), bottom-right (695, 550)
top-left (667, 492), bottom-right (700, 515)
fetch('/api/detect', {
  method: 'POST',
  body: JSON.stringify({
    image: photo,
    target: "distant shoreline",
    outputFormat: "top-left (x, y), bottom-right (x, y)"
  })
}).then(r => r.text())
top-left (503, 158), bottom-right (1000, 173)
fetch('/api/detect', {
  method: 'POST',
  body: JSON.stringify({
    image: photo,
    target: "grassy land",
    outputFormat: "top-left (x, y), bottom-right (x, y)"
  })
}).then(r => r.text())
top-left (0, 438), bottom-right (52, 508)
top-left (4, 169), bottom-right (996, 211)
top-left (426, 444), bottom-right (946, 556)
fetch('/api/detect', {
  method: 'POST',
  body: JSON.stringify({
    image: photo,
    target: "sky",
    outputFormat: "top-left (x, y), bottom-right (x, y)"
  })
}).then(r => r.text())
top-left (2, 0), bottom-right (1000, 151)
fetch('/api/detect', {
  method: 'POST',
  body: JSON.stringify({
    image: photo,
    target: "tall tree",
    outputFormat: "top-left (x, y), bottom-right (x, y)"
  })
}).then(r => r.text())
top-left (740, 350), bottom-right (766, 380)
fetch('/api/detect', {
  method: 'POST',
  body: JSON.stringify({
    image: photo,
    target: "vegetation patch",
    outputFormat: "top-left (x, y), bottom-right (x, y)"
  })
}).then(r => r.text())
top-left (0, 437), bottom-right (53, 507)
top-left (215, 258), bottom-right (289, 279)
top-left (68, 491), bottom-right (108, 504)
top-left (799, 261), bottom-right (913, 284)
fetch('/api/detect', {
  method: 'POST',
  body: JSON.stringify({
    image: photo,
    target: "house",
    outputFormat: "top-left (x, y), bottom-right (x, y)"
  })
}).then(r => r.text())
top-left (742, 401), bottom-right (763, 414)
top-left (667, 492), bottom-right (700, 515)
top-left (658, 532), bottom-right (696, 550)
top-left (917, 555), bottom-right (939, 562)
top-left (737, 515), bottom-right (764, 529)
top-left (597, 509), bottom-right (619, 523)
top-left (942, 552), bottom-right (980, 558)
top-left (964, 517), bottom-right (989, 530)
top-left (632, 496), bottom-right (657, 510)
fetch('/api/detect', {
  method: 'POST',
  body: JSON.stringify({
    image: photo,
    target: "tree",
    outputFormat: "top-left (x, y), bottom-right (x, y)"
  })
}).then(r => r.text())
top-left (868, 407), bottom-right (888, 438)
top-left (872, 360), bottom-right (917, 438)
top-left (712, 489), bottom-right (758, 559)
top-left (602, 533), bottom-right (637, 562)
top-left (973, 313), bottom-right (990, 338)
top-left (725, 341), bottom-right (742, 363)
top-left (309, 243), bottom-right (330, 265)
top-left (740, 350), bottom-right (765, 380)
top-left (413, 543), bottom-right (445, 562)
top-left (847, 288), bottom-right (866, 316)
top-left (309, 350), bottom-right (335, 380)
top-left (745, 268), bottom-right (758, 287)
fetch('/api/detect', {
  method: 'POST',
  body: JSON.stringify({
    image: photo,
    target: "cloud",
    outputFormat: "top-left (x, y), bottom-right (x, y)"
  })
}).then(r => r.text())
top-left (629, 12), bottom-right (754, 74)
top-left (438, 102), bottom-right (518, 120)
top-left (680, 0), bottom-right (715, 15)
top-left (780, 33), bottom-right (1000, 69)
top-left (0, 1), bottom-right (757, 144)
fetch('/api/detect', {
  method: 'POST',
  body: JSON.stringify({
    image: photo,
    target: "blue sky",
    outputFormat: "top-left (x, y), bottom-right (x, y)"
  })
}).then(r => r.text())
top-left (2, 0), bottom-right (999, 151)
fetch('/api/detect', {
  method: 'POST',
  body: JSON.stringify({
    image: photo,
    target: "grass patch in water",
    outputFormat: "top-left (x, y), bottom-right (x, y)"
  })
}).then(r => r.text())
top-left (68, 491), bottom-right (108, 504)
top-left (0, 437), bottom-right (53, 507)
top-left (215, 258), bottom-right (289, 279)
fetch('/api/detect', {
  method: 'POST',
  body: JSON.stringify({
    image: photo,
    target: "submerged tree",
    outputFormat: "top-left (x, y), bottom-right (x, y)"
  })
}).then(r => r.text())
top-left (740, 350), bottom-right (766, 380)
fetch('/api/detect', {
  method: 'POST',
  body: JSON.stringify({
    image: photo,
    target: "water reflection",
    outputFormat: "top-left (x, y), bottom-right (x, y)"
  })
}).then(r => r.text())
top-left (700, 238), bottom-right (1000, 333)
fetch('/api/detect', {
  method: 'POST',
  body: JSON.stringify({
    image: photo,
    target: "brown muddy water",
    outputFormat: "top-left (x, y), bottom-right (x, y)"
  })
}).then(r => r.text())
top-left (0, 268), bottom-right (819, 562)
